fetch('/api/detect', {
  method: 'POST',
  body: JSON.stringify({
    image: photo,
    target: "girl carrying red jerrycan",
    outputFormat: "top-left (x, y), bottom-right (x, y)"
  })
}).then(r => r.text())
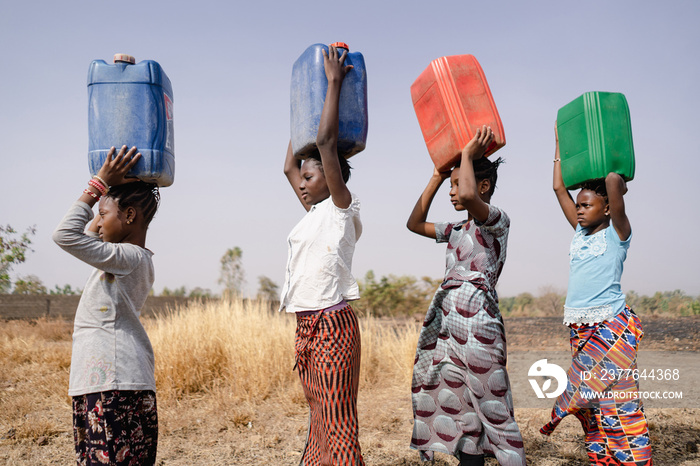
top-left (407, 126), bottom-right (526, 466)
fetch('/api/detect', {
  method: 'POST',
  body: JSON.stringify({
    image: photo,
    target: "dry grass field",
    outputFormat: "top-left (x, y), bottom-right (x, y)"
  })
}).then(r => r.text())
top-left (0, 299), bottom-right (698, 465)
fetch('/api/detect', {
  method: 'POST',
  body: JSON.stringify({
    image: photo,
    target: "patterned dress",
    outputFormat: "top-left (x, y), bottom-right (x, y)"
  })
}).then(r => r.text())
top-left (410, 205), bottom-right (526, 465)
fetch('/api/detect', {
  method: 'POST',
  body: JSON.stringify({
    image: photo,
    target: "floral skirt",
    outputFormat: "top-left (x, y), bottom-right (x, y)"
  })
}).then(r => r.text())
top-left (72, 390), bottom-right (158, 466)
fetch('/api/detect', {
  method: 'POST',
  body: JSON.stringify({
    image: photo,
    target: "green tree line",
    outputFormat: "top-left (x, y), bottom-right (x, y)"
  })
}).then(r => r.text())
top-left (3, 226), bottom-right (699, 316)
top-left (356, 276), bottom-right (700, 318)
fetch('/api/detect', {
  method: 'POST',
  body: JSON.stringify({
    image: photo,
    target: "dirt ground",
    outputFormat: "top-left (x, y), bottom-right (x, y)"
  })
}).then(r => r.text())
top-left (1, 315), bottom-right (699, 465)
top-left (503, 315), bottom-right (700, 352)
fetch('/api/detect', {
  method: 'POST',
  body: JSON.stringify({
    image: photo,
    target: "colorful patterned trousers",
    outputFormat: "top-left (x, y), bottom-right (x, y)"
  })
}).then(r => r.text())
top-left (72, 390), bottom-right (158, 466)
top-left (295, 304), bottom-right (364, 466)
top-left (541, 307), bottom-right (653, 465)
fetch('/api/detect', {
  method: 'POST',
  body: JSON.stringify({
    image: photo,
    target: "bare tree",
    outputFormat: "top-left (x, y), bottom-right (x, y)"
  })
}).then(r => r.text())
top-left (219, 247), bottom-right (245, 298)
top-left (537, 286), bottom-right (566, 316)
top-left (256, 275), bottom-right (279, 302)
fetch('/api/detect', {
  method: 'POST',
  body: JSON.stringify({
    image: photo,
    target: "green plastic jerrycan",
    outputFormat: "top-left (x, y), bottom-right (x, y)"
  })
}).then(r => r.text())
top-left (556, 92), bottom-right (635, 189)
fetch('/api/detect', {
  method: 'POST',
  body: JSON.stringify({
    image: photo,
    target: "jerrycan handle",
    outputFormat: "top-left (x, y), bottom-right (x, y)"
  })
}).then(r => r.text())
top-left (113, 53), bottom-right (135, 64)
top-left (330, 42), bottom-right (349, 51)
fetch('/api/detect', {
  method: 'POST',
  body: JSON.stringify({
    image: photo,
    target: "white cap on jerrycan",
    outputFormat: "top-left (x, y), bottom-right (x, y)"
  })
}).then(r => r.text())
top-left (113, 53), bottom-right (135, 64)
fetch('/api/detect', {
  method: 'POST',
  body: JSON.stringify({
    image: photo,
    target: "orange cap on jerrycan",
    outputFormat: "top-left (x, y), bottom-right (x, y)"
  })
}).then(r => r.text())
top-left (411, 55), bottom-right (505, 171)
top-left (113, 53), bottom-right (135, 64)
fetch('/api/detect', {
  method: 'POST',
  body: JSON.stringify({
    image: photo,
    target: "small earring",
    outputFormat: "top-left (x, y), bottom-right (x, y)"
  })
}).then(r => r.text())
top-left (126, 219), bottom-right (132, 224)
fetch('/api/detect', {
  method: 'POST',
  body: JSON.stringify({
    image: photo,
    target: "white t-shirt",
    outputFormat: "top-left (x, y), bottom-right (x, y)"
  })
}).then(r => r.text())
top-left (279, 194), bottom-right (362, 313)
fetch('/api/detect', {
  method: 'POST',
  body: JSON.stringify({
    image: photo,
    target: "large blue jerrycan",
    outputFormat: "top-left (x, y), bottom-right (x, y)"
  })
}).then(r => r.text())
top-left (87, 54), bottom-right (174, 187)
top-left (290, 42), bottom-right (368, 159)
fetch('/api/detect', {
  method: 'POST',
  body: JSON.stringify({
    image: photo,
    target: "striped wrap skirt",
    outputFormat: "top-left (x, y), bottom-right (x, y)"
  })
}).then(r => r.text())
top-left (294, 302), bottom-right (364, 466)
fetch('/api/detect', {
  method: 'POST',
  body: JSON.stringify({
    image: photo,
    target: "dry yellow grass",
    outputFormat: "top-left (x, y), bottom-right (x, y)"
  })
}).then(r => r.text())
top-left (148, 299), bottom-right (419, 403)
top-left (0, 318), bottom-right (72, 446)
top-left (149, 299), bottom-right (298, 401)
top-left (0, 300), bottom-right (698, 465)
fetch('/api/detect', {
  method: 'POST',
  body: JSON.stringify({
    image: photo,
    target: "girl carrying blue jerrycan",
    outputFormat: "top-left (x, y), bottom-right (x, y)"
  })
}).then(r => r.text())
top-left (87, 53), bottom-right (174, 187)
top-left (290, 42), bottom-right (368, 160)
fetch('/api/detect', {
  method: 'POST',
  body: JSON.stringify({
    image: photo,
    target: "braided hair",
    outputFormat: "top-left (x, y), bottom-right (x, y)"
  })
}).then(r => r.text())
top-left (104, 181), bottom-right (161, 226)
top-left (455, 156), bottom-right (504, 196)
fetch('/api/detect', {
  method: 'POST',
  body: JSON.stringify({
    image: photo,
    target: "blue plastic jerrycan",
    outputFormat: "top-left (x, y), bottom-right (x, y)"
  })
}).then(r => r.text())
top-left (87, 54), bottom-right (174, 187)
top-left (290, 42), bottom-right (368, 159)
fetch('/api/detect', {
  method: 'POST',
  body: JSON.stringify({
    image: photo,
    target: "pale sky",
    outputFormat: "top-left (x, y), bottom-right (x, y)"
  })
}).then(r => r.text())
top-left (1, 0), bottom-right (698, 298)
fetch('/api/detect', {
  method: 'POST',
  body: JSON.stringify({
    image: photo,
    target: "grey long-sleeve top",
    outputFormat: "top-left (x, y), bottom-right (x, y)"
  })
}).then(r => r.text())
top-left (53, 201), bottom-right (156, 396)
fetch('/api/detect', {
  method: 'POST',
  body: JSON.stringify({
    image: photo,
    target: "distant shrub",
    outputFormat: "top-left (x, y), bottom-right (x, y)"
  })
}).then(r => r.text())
top-left (353, 270), bottom-right (440, 318)
top-left (627, 290), bottom-right (700, 316)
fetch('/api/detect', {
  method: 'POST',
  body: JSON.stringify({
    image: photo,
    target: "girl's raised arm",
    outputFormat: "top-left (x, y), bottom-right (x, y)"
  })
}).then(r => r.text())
top-left (455, 126), bottom-right (492, 223)
top-left (80, 145), bottom-right (141, 208)
top-left (606, 172), bottom-right (631, 241)
top-left (283, 140), bottom-right (309, 210)
top-left (316, 45), bottom-right (352, 209)
top-left (552, 125), bottom-right (577, 229)
top-left (407, 168), bottom-right (450, 239)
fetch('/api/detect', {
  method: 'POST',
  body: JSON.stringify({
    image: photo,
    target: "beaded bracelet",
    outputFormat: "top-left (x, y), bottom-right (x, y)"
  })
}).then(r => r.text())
top-left (553, 158), bottom-right (561, 163)
top-left (88, 179), bottom-right (108, 196)
top-left (83, 188), bottom-right (100, 201)
top-left (92, 175), bottom-right (110, 193)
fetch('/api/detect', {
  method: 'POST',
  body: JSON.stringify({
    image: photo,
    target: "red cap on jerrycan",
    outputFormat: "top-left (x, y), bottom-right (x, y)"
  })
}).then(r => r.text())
top-left (113, 53), bottom-right (135, 64)
top-left (330, 42), bottom-right (350, 50)
top-left (411, 55), bottom-right (505, 172)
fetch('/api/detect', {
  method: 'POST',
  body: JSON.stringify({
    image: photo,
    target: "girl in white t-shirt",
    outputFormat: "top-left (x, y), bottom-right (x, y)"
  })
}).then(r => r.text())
top-left (280, 45), bottom-right (364, 465)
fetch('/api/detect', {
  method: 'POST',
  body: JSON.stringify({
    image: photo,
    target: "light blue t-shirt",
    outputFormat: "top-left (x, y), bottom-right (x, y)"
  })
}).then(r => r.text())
top-left (564, 224), bottom-right (631, 325)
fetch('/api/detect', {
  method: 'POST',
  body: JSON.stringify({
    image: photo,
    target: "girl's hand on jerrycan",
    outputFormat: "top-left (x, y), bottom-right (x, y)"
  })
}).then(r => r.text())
top-left (322, 45), bottom-right (353, 83)
top-left (96, 145), bottom-right (142, 187)
top-left (461, 125), bottom-right (494, 162)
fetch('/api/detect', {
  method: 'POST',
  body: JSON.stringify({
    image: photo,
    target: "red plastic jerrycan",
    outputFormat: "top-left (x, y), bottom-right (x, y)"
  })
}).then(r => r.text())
top-left (411, 55), bottom-right (505, 171)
